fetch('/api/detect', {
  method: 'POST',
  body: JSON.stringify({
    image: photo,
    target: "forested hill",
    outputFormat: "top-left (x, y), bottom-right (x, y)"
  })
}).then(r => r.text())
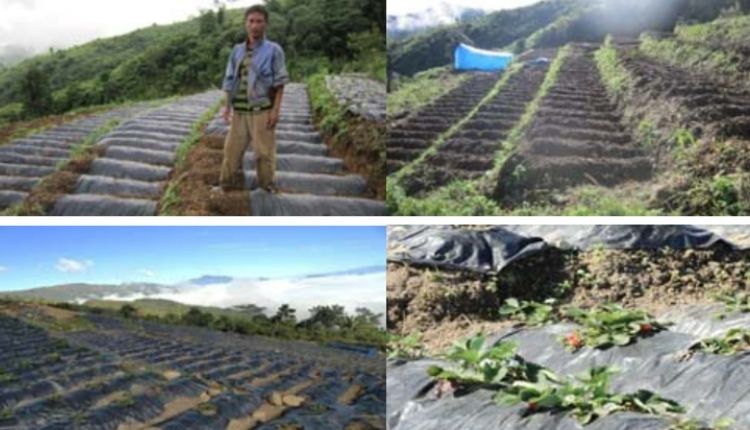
top-left (0, 0), bottom-right (385, 123)
top-left (389, 0), bottom-right (750, 77)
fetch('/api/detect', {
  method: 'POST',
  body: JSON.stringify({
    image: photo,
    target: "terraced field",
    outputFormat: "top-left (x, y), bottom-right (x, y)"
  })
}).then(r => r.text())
top-left (401, 64), bottom-right (550, 196)
top-left (0, 107), bottom-right (145, 211)
top-left (386, 73), bottom-right (499, 175)
top-left (49, 91), bottom-right (221, 216)
top-left (497, 45), bottom-right (652, 202)
top-left (620, 46), bottom-right (750, 141)
top-left (0, 312), bottom-right (385, 429)
top-left (204, 83), bottom-right (387, 216)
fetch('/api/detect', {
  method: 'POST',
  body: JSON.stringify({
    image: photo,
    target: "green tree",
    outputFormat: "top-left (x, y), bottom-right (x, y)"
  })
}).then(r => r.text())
top-left (354, 307), bottom-right (382, 327)
top-left (272, 304), bottom-right (297, 325)
top-left (199, 10), bottom-right (218, 34)
top-left (119, 304), bottom-right (137, 319)
top-left (19, 64), bottom-right (53, 116)
top-left (182, 307), bottom-right (215, 327)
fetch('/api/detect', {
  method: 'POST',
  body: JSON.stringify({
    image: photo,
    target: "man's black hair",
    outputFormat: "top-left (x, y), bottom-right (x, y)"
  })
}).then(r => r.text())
top-left (245, 4), bottom-right (269, 22)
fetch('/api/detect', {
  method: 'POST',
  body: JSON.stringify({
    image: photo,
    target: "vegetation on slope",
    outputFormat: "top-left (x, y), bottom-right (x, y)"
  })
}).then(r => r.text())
top-left (387, 66), bottom-right (467, 120)
top-left (0, 0), bottom-right (385, 124)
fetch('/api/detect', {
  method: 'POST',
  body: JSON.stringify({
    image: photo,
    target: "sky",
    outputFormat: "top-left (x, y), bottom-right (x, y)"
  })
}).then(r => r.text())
top-left (0, 226), bottom-right (386, 292)
top-left (387, 0), bottom-right (543, 16)
top-left (0, 0), bottom-right (259, 54)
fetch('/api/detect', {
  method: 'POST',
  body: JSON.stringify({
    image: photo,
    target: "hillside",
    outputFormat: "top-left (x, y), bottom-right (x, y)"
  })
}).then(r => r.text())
top-left (387, 3), bottom-right (750, 215)
top-left (0, 0), bottom-right (385, 124)
top-left (0, 300), bottom-right (385, 428)
top-left (388, 0), bottom-right (750, 78)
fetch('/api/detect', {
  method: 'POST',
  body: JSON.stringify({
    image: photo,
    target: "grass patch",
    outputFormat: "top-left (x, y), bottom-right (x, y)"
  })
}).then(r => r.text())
top-left (639, 33), bottom-right (744, 84)
top-left (595, 35), bottom-right (633, 98)
top-left (158, 100), bottom-right (223, 216)
top-left (307, 72), bottom-right (385, 198)
top-left (387, 66), bottom-right (466, 119)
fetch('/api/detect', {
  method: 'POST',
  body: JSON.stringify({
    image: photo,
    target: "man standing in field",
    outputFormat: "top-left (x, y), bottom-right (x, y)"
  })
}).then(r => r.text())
top-left (220, 4), bottom-right (289, 193)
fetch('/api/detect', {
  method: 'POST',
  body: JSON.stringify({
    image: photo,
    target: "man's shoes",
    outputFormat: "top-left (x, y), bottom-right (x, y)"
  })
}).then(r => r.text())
top-left (263, 184), bottom-right (279, 194)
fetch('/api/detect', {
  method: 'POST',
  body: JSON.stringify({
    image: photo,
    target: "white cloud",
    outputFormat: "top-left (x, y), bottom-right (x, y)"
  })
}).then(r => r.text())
top-left (0, 0), bottom-right (260, 53)
top-left (0, 265), bottom-right (7, 272)
top-left (138, 269), bottom-right (157, 278)
top-left (388, 0), bottom-right (541, 16)
top-left (55, 257), bottom-right (93, 273)
top-left (111, 272), bottom-right (386, 322)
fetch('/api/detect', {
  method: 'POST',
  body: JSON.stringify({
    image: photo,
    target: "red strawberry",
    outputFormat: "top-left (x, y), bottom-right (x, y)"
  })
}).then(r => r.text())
top-left (528, 401), bottom-right (538, 412)
top-left (565, 332), bottom-right (583, 349)
top-left (640, 323), bottom-right (653, 334)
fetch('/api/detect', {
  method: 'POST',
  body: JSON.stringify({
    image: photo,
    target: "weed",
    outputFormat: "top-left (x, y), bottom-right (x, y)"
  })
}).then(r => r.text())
top-left (561, 304), bottom-right (667, 351)
top-left (499, 298), bottom-right (558, 326)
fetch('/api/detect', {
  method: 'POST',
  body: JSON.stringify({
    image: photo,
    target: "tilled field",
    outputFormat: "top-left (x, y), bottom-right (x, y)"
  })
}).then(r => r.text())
top-left (0, 107), bottom-right (145, 211)
top-left (204, 83), bottom-right (386, 216)
top-left (401, 64), bottom-right (550, 196)
top-left (0, 312), bottom-right (385, 429)
top-left (49, 91), bottom-right (222, 216)
top-left (386, 73), bottom-right (499, 175)
top-left (497, 45), bottom-right (652, 202)
top-left (620, 46), bottom-right (750, 142)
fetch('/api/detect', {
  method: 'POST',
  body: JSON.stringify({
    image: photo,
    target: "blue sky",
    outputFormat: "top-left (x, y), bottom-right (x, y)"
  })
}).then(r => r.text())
top-left (0, 226), bottom-right (385, 292)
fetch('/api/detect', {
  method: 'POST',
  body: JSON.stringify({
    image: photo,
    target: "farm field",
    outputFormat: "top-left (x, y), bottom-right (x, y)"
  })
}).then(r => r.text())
top-left (386, 225), bottom-right (750, 430)
top-left (0, 302), bottom-right (385, 429)
top-left (387, 6), bottom-right (750, 216)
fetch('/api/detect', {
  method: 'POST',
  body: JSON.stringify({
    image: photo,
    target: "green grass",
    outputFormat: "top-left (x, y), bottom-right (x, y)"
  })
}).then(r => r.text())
top-left (387, 66), bottom-right (466, 118)
top-left (594, 35), bottom-right (633, 98)
top-left (159, 100), bottom-right (222, 216)
top-left (639, 33), bottom-right (745, 85)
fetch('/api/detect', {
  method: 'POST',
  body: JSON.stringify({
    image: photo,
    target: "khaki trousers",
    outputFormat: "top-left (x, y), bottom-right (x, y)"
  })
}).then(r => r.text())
top-left (220, 110), bottom-right (276, 190)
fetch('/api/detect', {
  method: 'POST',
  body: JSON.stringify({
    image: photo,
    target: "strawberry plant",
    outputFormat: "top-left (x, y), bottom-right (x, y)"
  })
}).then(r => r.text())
top-left (714, 292), bottom-right (750, 319)
top-left (561, 304), bottom-right (667, 351)
top-left (691, 328), bottom-right (750, 355)
top-left (387, 333), bottom-right (425, 360)
top-left (499, 298), bottom-right (558, 326)
top-left (498, 366), bottom-right (684, 424)
top-left (426, 333), bottom-right (536, 386)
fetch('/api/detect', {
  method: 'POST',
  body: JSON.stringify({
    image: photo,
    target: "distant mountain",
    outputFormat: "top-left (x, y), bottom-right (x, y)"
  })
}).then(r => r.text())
top-left (186, 275), bottom-right (234, 286)
top-left (302, 265), bottom-right (385, 278)
top-left (0, 44), bottom-right (36, 67)
top-left (387, 3), bottom-right (486, 40)
top-left (0, 282), bottom-right (174, 303)
top-left (1, 266), bottom-right (385, 306)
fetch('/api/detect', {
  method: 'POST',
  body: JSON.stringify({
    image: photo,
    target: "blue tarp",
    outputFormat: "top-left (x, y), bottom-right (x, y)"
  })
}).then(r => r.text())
top-left (454, 43), bottom-right (513, 72)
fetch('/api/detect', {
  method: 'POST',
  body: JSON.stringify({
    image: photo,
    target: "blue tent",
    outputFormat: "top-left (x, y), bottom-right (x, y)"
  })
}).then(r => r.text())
top-left (454, 43), bottom-right (513, 72)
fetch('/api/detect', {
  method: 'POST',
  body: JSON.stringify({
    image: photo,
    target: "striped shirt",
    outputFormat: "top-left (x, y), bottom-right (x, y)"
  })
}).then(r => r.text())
top-left (232, 44), bottom-right (273, 113)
